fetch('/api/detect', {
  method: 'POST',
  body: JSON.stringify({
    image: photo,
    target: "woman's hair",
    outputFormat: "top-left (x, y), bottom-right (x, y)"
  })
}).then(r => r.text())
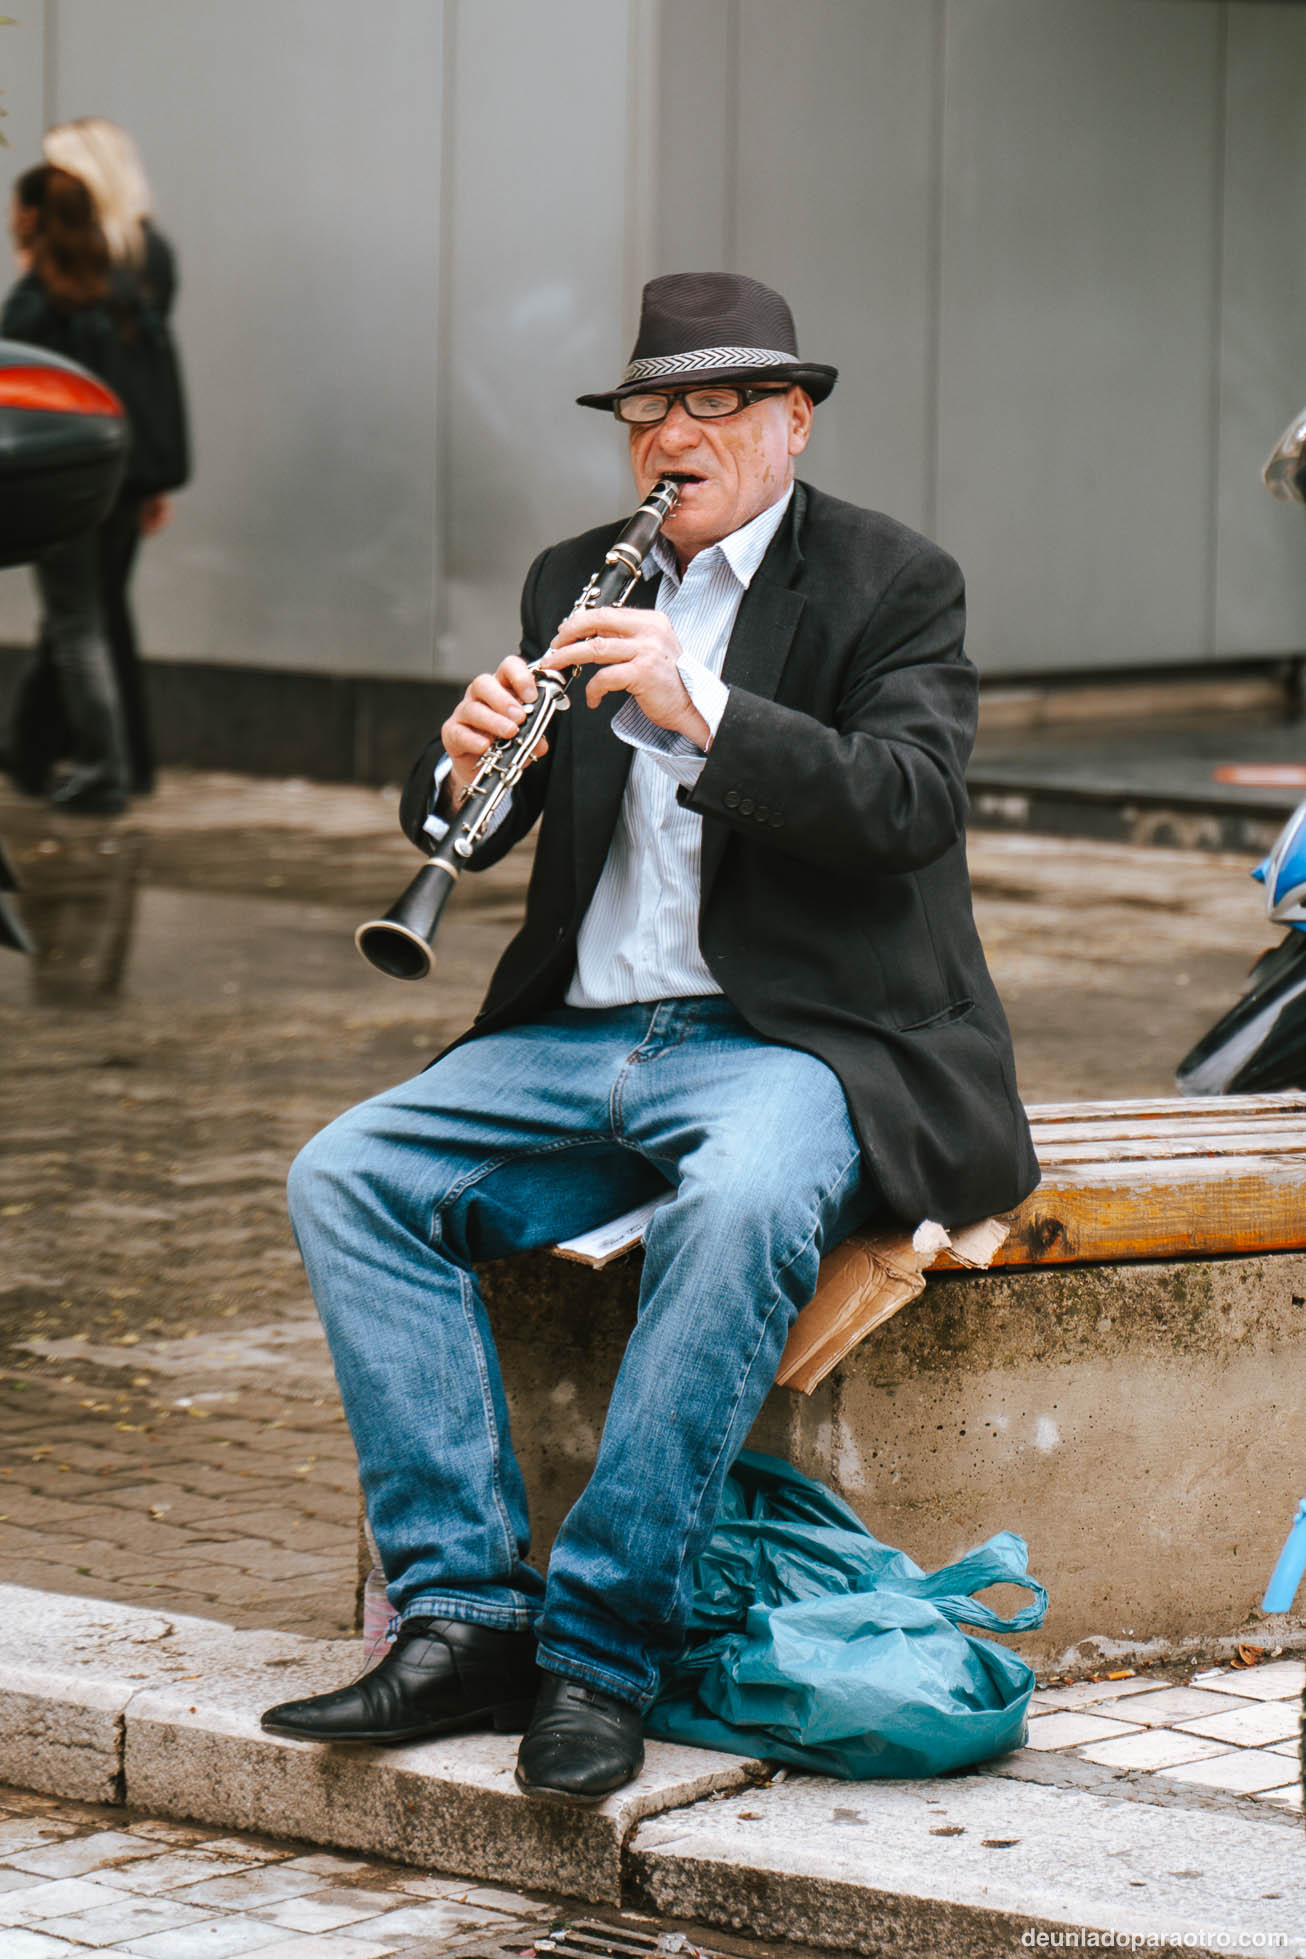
top-left (13, 163), bottom-right (110, 310)
top-left (42, 117), bottom-right (152, 268)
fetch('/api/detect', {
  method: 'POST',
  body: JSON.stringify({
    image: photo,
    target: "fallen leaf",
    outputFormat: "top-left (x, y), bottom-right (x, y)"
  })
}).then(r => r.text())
top-left (1234, 1643), bottom-right (1266, 1668)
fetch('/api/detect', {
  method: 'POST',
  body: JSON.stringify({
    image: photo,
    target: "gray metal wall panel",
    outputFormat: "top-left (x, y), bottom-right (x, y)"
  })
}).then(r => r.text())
top-left (652, 0), bottom-right (735, 275)
top-left (438, 0), bottom-right (639, 680)
top-left (1215, 7), bottom-right (1306, 657)
top-left (0, 5), bottom-right (49, 184)
top-left (729, 0), bottom-right (940, 534)
top-left (4, 1), bottom-right (1306, 687)
top-left (0, 5), bottom-right (50, 652)
top-left (937, 0), bottom-right (1223, 672)
top-left (2, 0), bottom-right (445, 678)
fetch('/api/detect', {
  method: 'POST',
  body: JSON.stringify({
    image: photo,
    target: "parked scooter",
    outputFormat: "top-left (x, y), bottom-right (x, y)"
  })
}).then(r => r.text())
top-left (1177, 410), bottom-right (1306, 1093)
top-left (0, 338), bottom-right (128, 955)
top-left (1176, 804), bottom-right (1306, 1093)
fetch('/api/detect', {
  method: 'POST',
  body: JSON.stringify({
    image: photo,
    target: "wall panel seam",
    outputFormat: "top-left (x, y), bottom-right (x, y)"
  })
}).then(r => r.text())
top-left (433, 0), bottom-right (459, 677)
top-left (1207, 2), bottom-right (1230, 662)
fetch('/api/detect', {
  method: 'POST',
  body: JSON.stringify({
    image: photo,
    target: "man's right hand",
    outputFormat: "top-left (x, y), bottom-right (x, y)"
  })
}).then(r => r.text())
top-left (440, 655), bottom-right (546, 796)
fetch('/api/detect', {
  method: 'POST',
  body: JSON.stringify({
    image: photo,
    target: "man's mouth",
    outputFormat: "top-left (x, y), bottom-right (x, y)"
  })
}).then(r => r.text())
top-left (661, 471), bottom-right (708, 490)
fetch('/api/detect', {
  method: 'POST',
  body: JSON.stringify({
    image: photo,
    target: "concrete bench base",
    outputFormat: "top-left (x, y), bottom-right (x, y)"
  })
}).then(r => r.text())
top-left (470, 1246), bottom-right (1306, 1667)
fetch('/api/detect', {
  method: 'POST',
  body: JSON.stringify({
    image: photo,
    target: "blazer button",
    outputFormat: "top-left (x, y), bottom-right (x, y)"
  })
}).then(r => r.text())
top-left (755, 804), bottom-right (769, 822)
top-left (770, 811), bottom-right (785, 828)
top-left (724, 789), bottom-right (740, 809)
top-left (739, 797), bottom-right (755, 816)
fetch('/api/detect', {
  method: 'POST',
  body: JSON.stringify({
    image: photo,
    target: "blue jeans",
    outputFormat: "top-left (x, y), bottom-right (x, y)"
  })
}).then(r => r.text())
top-left (288, 997), bottom-right (873, 1708)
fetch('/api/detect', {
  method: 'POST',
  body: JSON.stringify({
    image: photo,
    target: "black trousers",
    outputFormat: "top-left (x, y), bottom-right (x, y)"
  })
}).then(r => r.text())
top-left (97, 493), bottom-right (153, 795)
top-left (7, 492), bottom-right (154, 797)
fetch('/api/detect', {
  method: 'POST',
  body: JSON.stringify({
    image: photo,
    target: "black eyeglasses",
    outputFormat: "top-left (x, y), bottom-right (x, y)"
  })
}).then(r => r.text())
top-left (614, 384), bottom-right (789, 426)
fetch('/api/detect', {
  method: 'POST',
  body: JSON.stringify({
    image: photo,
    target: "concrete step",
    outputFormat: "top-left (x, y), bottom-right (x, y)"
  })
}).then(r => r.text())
top-left (0, 1585), bottom-right (754, 1907)
top-left (1, 1585), bottom-right (1302, 1955)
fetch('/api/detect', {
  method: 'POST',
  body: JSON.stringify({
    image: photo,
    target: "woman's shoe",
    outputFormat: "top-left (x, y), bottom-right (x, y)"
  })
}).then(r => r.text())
top-left (49, 769), bottom-right (127, 816)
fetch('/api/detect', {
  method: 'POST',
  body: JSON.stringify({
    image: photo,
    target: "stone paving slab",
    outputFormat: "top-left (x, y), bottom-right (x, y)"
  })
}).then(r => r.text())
top-left (628, 1772), bottom-right (1306, 1958)
top-left (0, 1584), bottom-right (760, 1908)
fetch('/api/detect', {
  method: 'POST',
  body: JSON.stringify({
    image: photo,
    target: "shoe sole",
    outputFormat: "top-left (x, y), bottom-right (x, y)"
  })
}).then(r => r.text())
top-left (260, 1696), bottom-right (534, 1746)
top-left (513, 1769), bottom-right (612, 1805)
top-left (513, 1756), bottom-right (644, 1805)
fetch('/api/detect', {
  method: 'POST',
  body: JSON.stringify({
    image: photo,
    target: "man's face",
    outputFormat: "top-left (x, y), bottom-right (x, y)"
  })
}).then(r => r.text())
top-left (627, 385), bottom-right (813, 563)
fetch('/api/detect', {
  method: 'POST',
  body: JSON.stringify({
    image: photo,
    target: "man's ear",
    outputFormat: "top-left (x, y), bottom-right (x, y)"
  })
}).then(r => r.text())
top-left (788, 388), bottom-right (814, 458)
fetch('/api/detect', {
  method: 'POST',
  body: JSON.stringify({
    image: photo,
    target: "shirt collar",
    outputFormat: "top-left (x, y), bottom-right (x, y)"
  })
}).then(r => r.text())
top-left (646, 480), bottom-right (795, 591)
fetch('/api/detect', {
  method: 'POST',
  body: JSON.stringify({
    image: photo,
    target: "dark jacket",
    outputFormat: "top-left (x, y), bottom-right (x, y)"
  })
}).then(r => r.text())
top-left (402, 481), bottom-right (1040, 1228)
top-left (2, 224), bottom-right (188, 494)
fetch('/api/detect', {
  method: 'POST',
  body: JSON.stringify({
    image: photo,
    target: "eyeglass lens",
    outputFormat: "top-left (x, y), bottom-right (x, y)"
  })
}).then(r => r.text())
top-left (616, 386), bottom-right (780, 425)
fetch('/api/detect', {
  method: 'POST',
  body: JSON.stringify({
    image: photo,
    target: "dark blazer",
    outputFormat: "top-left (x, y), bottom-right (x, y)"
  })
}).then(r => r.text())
top-left (402, 481), bottom-right (1040, 1227)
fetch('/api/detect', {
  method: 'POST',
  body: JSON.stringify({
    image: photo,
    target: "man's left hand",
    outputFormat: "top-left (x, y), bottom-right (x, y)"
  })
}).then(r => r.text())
top-left (542, 607), bottom-right (710, 749)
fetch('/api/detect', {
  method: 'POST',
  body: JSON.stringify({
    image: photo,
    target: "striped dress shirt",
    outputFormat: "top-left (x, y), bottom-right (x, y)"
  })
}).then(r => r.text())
top-left (566, 484), bottom-right (793, 1008)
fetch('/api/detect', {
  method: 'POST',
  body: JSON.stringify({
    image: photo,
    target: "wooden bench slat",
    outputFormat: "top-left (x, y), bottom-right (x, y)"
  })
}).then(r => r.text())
top-left (775, 1090), bottom-right (1306, 1390)
top-left (986, 1161), bottom-right (1306, 1266)
top-left (1030, 1115), bottom-right (1306, 1150)
top-left (1035, 1133), bottom-right (1306, 1165)
top-left (1025, 1092), bottom-right (1306, 1124)
top-left (1015, 1151), bottom-right (1306, 1189)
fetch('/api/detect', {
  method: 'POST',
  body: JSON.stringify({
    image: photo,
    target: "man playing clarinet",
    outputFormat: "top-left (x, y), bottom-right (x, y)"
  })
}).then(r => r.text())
top-left (262, 272), bottom-right (1039, 1802)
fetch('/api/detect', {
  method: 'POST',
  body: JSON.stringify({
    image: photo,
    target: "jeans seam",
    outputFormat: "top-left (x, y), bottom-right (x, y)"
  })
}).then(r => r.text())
top-left (435, 1134), bottom-right (595, 1223)
top-left (429, 1136), bottom-right (623, 1591)
top-left (774, 1144), bottom-right (864, 1278)
top-left (665, 1142), bottom-right (866, 1629)
top-left (454, 1261), bottom-right (519, 1581)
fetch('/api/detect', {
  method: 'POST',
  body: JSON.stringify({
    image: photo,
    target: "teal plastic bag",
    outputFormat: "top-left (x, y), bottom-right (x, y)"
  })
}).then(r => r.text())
top-left (647, 1450), bottom-right (1048, 1779)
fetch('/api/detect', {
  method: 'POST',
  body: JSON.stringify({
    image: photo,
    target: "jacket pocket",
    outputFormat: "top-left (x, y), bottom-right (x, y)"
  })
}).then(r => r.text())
top-left (895, 997), bottom-right (975, 1034)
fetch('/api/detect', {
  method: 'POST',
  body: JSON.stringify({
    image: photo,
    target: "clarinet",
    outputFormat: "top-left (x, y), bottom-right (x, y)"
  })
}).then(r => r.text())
top-left (355, 476), bottom-right (681, 979)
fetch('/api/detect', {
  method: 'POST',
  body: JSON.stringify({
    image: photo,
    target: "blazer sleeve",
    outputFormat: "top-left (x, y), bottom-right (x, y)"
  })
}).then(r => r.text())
top-left (398, 545), bottom-right (557, 866)
top-left (682, 539), bottom-right (974, 876)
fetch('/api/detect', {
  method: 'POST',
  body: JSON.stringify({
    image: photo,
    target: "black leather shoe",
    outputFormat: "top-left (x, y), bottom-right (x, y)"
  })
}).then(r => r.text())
top-left (49, 769), bottom-right (127, 816)
top-left (260, 1617), bottom-right (538, 1745)
top-left (514, 1673), bottom-right (644, 1803)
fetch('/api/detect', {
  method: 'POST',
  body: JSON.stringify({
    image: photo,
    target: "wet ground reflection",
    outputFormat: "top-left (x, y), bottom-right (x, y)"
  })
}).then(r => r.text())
top-left (3, 831), bottom-right (142, 1006)
top-left (0, 772), bottom-right (530, 1014)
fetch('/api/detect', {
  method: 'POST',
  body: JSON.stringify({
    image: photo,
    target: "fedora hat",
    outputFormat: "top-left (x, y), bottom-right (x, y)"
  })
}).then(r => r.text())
top-left (577, 271), bottom-right (837, 411)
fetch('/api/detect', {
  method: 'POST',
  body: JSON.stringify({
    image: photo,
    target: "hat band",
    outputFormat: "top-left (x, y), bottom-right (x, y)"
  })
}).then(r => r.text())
top-left (620, 344), bottom-right (798, 386)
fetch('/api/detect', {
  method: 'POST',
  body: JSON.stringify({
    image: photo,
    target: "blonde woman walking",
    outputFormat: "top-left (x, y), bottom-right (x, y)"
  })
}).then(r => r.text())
top-left (34, 119), bottom-right (187, 797)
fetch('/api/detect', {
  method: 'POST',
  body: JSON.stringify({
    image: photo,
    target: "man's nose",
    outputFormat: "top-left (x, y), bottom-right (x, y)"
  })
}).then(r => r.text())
top-left (656, 400), bottom-right (701, 447)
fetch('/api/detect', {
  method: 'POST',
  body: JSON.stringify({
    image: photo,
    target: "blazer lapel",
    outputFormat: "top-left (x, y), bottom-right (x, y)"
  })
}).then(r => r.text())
top-left (700, 488), bottom-right (807, 897)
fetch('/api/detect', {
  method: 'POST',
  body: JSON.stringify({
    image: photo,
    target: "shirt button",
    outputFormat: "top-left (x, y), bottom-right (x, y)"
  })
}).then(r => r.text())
top-left (739, 797), bottom-right (755, 816)
top-left (724, 790), bottom-right (740, 809)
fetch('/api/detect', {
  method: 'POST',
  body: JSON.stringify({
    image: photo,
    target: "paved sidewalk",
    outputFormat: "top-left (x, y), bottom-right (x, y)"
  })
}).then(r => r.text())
top-left (0, 1587), bottom-right (1301, 1957)
top-left (1023, 1656), bottom-right (1303, 1813)
top-left (0, 1784), bottom-right (780, 1959)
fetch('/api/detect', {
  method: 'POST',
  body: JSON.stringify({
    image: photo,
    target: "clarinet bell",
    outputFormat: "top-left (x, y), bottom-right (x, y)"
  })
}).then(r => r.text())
top-left (354, 860), bottom-right (456, 980)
